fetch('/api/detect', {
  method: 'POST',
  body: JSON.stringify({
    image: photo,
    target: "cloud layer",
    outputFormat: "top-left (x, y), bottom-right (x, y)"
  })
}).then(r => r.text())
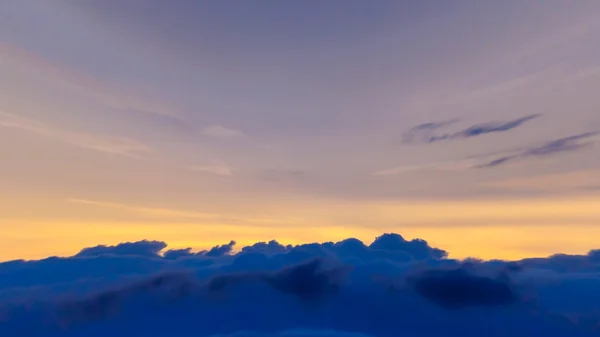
top-left (1, 234), bottom-right (600, 337)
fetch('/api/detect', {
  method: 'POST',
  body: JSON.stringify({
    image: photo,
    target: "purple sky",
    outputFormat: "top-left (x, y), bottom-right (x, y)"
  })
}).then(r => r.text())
top-left (1, 1), bottom-right (600, 260)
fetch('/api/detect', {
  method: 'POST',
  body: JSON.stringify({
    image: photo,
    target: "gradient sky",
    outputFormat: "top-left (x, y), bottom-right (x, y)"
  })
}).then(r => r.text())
top-left (2, 0), bottom-right (600, 261)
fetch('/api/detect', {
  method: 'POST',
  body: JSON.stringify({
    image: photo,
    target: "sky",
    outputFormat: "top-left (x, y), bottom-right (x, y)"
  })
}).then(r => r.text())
top-left (2, 0), bottom-right (600, 261)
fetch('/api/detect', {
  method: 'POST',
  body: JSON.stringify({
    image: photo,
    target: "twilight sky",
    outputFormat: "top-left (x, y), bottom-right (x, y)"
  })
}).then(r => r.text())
top-left (1, 0), bottom-right (600, 261)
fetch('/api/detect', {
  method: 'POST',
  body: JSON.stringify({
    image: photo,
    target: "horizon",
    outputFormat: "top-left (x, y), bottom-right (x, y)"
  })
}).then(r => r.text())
top-left (4, 229), bottom-right (600, 264)
top-left (3, 193), bottom-right (600, 261)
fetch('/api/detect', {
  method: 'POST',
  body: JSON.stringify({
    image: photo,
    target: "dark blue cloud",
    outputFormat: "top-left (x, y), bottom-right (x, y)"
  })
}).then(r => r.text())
top-left (1, 234), bottom-right (600, 337)
top-left (207, 331), bottom-right (376, 337)
top-left (403, 114), bottom-right (541, 144)
top-left (407, 267), bottom-right (518, 309)
top-left (75, 240), bottom-right (167, 258)
top-left (451, 114), bottom-right (541, 139)
top-left (476, 131), bottom-right (598, 168)
top-left (369, 233), bottom-right (447, 260)
top-left (206, 241), bottom-right (237, 257)
top-left (401, 119), bottom-right (460, 144)
top-left (241, 241), bottom-right (292, 255)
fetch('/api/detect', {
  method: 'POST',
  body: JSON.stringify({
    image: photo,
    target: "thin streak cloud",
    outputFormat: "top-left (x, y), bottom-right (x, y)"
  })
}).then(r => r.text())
top-left (0, 111), bottom-right (152, 158)
top-left (0, 45), bottom-right (181, 120)
top-left (202, 125), bottom-right (245, 139)
top-left (372, 160), bottom-right (477, 176)
top-left (403, 114), bottom-right (542, 145)
top-left (68, 198), bottom-right (304, 226)
top-left (189, 160), bottom-right (234, 176)
top-left (476, 131), bottom-right (599, 168)
top-left (375, 131), bottom-right (599, 176)
top-left (481, 170), bottom-right (600, 192)
top-left (68, 198), bottom-right (220, 220)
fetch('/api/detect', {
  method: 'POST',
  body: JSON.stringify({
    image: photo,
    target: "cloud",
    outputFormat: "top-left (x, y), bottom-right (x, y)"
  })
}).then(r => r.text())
top-left (75, 241), bottom-right (168, 258)
top-left (261, 169), bottom-right (308, 182)
top-left (0, 44), bottom-right (181, 119)
top-left (375, 131), bottom-right (599, 175)
top-left (207, 259), bottom-right (348, 303)
top-left (207, 330), bottom-right (376, 337)
top-left (372, 158), bottom-right (481, 176)
top-left (2, 234), bottom-right (600, 336)
top-left (481, 170), bottom-right (600, 192)
top-left (202, 125), bottom-right (245, 139)
top-left (68, 198), bottom-right (220, 220)
top-left (190, 160), bottom-right (234, 176)
top-left (205, 241), bottom-right (236, 257)
top-left (402, 114), bottom-right (541, 144)
top-left (241, 241), bottom-right (292, 255)
top-left (407, 267), bottom-right (518, 309)
top-left (449, 114), bottom-right (541, 140)
top-left (369, 233), bottom-right (447, 260)
top-left (400, 119), bottom-right (459, 144)
top-left (476, 131), bottom-right (599, 168)
top-left (0, 111), bottom-right (152, 158)
top-left (68, 198), bottom-right (306, 227)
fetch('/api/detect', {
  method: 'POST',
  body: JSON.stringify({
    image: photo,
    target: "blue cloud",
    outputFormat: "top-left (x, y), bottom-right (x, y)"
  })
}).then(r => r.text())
top-left (403, 114), bottom-right (541, 144)
top-left (452, 114), bottom-right (541, 139)
top-left (206, 240), bottom-right (237, 257)
top-left (407, 267), bottom-right (518, 309)
top-left (1, 234), bottom-right (600, 336)
top-left (75, 240), bottom-right (167, 258)
top-left (207, 331), bottom-right (376, 337)
top-left (477, 131), bottom-right (598, 168)
top-left (401, 119), bottom-right (460, 144)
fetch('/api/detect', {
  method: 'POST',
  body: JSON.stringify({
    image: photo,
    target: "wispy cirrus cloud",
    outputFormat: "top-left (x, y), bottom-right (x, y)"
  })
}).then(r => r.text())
top-left (201, 124), bottom-right (245, 139)
top-left (375, 131), bottom-right (599, 175)
top-left (0, 111), bottom-right (152, 158)
top-left (68, 198), bottom-right (304, 226)
top-left (372, 160), bottom-right (477, 176)
top-left (69, 198), bottom-right (219, 220)
top-left (189, 159), bottom-right (234, 176)
top-left (401, 119), bottom-right (460, 144)
top-left (476, 131), bottom-right (599, 168)
top-left (0, 45), bottom-right (181, 120)
top-left (402, 114), bottom-right (542, 145)
top-left (481, 170), bottom-right (600, 192)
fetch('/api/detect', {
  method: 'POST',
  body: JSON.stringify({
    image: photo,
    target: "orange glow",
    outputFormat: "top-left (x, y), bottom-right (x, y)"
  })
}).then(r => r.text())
top-left (2, 196), bottom-right (600, 262)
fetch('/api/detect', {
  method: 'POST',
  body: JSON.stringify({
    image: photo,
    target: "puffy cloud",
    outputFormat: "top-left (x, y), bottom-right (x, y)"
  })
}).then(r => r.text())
top-left (75, 240), bottom-right (167, 258)
top-left (241, 240), bottom-right (292, 255)
top-left (368, 233), bottom-right (447, 260)
top-left (1, 234), bottom-right (600, 337)
top-left (206, 241), bottom-right (236, 257)
top-left (406, 267), bottom-right (518, 309)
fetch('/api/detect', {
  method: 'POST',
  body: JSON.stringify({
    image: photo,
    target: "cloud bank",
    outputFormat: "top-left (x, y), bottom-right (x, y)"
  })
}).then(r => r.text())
top-left (1, 233), bottom-right (600, 337)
